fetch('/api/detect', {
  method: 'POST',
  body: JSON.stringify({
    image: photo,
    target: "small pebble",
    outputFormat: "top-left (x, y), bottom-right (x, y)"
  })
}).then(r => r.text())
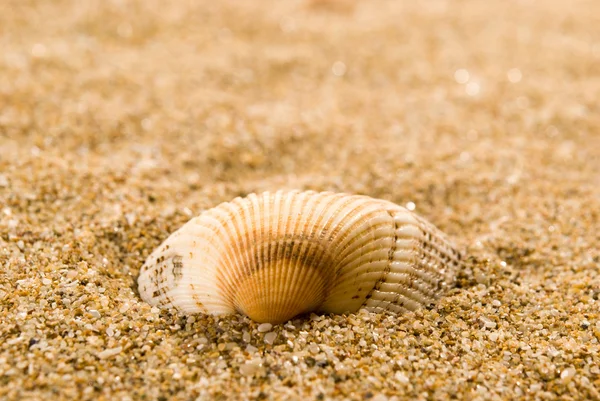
top-left (264, 332), bottom-right (277, 345)
top-left (560, 367), bottom-right (576, 382)
top-left (97, 347), bottom-right (122, 360)
top-left (395, 371), bottom-right (410, 384)
top-left (257, 323), bottom-right (272, 333)
top-left (239, 360), bottom-right (261, 376)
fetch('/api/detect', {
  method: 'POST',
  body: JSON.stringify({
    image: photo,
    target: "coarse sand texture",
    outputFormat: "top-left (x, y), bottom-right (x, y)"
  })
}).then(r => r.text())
top-left (1, 1), bottom-right (600, 400)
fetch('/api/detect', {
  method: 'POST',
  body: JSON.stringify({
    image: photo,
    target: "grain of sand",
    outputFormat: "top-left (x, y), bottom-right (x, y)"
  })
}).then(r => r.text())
top-left (1, 1), bottom-right (600, 400)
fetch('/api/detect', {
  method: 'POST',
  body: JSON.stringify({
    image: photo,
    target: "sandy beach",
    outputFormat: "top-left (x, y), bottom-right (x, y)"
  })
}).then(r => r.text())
top-left (1, 0), bottom-right (599, 399)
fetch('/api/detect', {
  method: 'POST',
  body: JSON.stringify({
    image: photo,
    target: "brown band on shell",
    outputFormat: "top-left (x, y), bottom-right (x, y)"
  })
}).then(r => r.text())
top-left (149, 254), bottom-right (183, 304)
top-left (172, 255), bottom-right (183, 282)
top-left (190, 285), bottom-right (206, 312)
top-left (249, 235), bottom-right (334, 277)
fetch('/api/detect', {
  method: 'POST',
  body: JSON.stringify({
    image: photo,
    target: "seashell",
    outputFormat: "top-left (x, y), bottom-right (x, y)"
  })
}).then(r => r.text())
top-left (138, 190), bottom-right (463, 324)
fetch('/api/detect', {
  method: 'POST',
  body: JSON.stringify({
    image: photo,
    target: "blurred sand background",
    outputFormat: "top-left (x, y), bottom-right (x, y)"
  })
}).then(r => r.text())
top-left (1, 0), bottom-right (599, 400)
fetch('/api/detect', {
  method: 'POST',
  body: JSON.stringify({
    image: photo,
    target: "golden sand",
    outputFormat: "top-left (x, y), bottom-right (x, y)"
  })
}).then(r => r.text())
top-left (1, 0), bottom-right (599, 400)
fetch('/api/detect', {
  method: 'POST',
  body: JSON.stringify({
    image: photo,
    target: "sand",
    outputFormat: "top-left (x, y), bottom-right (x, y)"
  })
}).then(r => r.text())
top-left (1, 0), bottom-right (600, 400)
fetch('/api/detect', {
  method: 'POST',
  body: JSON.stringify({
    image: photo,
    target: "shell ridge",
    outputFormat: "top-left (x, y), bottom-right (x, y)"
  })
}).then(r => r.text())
top-left (360, 206), bottom-right (445, 311)
top-left (207, 207), bottom-right (247, 304)
top-left (330, 207), bottom-right (390, 259)
top-left (289, 193), bottom-right (328, 312)
top-left (186, 212), bottom-right (236, 313)
top-left (322, 201), bottom-right (396, 312)
top-left (358, 208), bottom-right (398, 311)
top-left (270, 192), bottom-right (286, 316)
top-left (227, 194), bottom-right (256, 314)
top-left (288, 191), bottom-right (332, 317)
top-left (276, 190), bottom-right (298, 320)
top-left (333, 219), bottom-right (395, 273)
top-left (213, 202), bottom-right (249, 303)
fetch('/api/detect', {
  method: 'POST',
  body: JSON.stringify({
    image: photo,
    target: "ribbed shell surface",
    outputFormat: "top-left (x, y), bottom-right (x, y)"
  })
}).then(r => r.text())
top-left (138, 190), bottom-right (463, 323)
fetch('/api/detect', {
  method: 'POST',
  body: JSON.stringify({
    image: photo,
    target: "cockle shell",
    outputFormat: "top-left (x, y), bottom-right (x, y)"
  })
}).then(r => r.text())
top-left (138, 190), bottom-right (463, 324)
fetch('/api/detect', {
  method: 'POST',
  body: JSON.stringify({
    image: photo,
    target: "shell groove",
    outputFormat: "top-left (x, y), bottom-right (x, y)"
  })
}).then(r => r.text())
top-left (138, 190), bottom-right (463, 323)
